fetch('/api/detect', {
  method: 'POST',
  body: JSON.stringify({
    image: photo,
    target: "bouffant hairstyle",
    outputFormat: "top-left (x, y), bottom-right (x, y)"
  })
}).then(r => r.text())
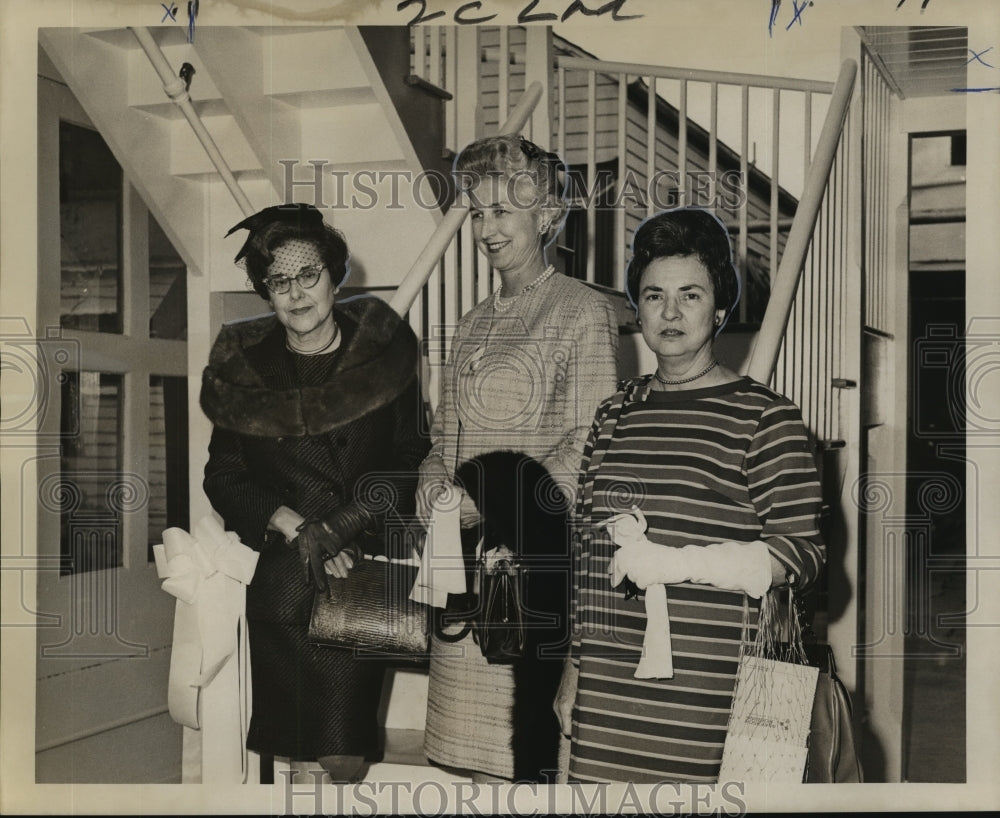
top-left (226, 204), bottom-right (350, 300)
top-left (625, 208), bottom-right (741, 327)
top-left (453, 134), bottom-right (568, 246)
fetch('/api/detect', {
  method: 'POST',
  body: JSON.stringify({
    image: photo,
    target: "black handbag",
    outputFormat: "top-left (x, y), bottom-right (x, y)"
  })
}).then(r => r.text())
top-left (472, 547), bottom-right (526, 664)
top-left (308, 555), bottom-right (430, 659)
top-left (803, 641), bottom-right (863, 782)
top-left (779, 587), bottom-right (864, 783)
top-left (433, 545), bottom-right (527, 665)
top-left (434, 450), bottom-right (568, 666)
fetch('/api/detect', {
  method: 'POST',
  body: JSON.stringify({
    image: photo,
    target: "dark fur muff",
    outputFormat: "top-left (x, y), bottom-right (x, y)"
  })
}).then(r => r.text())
top-left (453, 450), bottom-right (571, 783)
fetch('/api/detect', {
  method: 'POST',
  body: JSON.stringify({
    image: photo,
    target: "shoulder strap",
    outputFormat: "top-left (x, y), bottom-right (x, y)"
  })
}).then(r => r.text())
top-left (580, 387), bottom-right (629, 517)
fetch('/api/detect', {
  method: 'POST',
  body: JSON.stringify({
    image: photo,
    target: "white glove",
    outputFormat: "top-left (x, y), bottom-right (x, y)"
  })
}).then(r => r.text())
top-left (602, 506), bottom-right (772, 598)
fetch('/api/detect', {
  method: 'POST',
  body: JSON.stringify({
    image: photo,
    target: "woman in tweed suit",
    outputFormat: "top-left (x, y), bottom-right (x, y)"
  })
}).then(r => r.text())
top-left (201, 204), bottom-right (428, 782)
top-left (416, 135), bottom-right (619, 781)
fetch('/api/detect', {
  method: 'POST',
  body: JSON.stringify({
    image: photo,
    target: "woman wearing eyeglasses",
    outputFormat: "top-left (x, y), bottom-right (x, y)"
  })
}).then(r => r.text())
top-left (200, 204), bottom-right (428, 782)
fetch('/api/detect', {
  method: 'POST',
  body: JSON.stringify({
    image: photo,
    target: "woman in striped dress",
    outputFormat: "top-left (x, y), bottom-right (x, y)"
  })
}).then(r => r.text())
top-left (554, 208), bottom-right (826, 783)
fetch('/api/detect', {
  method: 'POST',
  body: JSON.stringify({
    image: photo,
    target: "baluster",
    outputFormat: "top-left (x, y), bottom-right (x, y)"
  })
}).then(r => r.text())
top-left (616, 73), bottom-right (627, 288)
top-left (738, 84), bottom-right (749, 324)
top-left (708, 81), bottom-right (718, 213)
top-left (647, 76), bottom-right (657, 218)
top-left (586, 70), bottom-right (597, 284)
top-left (428, 27), bottom-right (441, 88)
top-left (413, 26), bottom-right (426, 78)
top-left (498, 27), bottom-right (509, 123)
top-left (770, 88), bottom-right (781, 308)
top-left (678, 80), bottom-right (687, 206)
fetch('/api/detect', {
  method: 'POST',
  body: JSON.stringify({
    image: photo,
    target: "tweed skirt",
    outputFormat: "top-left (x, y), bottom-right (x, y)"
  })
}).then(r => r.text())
top-left (424, 629), bottom-right (516, 779)
top-left (246, 619), bottom-right (387, 761)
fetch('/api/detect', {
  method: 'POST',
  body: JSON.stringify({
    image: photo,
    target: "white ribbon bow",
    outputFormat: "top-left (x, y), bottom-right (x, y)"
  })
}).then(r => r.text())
top-left (152, 517), bottom-right (258, 736)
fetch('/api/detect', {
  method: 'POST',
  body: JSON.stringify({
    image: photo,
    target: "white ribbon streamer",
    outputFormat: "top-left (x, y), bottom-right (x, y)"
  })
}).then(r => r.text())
top-left (410, 496), bottom-right (467, 608)
top-left (635, 583), bottom-right (674, 679)
top-left (152, 516), bottom-right (258, 782)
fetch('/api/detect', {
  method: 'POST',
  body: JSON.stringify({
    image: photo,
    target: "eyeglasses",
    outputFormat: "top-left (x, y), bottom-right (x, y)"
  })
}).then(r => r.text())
top-left (262, 264), bottom-right (326, 294)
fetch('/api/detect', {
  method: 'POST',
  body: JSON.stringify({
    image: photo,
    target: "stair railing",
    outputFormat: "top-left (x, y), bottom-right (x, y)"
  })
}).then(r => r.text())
top-left (549, 51), bottom-right (856, 446)
top-left (130, 27), bottom-right (254, 216)
top-left (745, 60), bottom-right (858, 383)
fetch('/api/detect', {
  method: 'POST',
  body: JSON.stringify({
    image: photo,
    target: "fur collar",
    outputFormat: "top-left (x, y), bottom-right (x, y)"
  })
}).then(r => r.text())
top-left (200, 296), bottom-right (418, 437)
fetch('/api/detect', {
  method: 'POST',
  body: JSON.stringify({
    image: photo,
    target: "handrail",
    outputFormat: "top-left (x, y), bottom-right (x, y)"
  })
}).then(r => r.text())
top-left (744, 59), bottom-right (858, 383)
top-left (130, 27), bottom-right (254, 217)
top-left (389, 81), bottom-right (544, 317)
top-left (557, 55), bottom-right (835, 94)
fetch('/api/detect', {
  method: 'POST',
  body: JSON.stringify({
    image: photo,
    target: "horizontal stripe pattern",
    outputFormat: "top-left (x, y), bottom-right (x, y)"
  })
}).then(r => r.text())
top-left (568, 377), bottom-right (824, 783)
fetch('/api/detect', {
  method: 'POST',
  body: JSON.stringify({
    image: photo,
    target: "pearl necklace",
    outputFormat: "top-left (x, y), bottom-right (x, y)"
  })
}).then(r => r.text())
top-left (654, 359), bottom-right (718, 386)
top-left (493, 265), bottom-right (555, 313)
top-left (286, 322), bottom-right (340, 356)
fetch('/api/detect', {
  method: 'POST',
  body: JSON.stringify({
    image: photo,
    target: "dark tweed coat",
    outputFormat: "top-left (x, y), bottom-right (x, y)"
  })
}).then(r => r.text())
top-left (200, 296), bottom-right (429, 760)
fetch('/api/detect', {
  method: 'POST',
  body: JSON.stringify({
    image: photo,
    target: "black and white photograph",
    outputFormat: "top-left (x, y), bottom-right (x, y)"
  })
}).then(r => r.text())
top-left (1, 0), bottom-right (998, 813)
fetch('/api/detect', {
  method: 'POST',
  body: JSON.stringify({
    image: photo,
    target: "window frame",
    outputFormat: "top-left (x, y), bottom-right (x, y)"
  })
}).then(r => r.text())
top-left (37, 76), bottom-right (188, 579)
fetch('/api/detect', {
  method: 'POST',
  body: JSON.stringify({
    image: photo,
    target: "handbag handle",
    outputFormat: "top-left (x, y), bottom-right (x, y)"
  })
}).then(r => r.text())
top-left (739, 581), bottom-right (810, 666)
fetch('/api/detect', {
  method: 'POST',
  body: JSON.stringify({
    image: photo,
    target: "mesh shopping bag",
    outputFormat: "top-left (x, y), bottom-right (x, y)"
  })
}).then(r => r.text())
top-left (718, 590), bottom-right (819, 784)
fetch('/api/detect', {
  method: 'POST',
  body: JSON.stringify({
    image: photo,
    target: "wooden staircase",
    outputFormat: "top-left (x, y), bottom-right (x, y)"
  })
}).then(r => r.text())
top-left (39, 26), bottom-right (442, 295)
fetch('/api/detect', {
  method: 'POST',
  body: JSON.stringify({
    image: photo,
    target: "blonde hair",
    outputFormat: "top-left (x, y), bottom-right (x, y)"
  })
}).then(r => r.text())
top-left (454, 135), bottom-right (568, 245)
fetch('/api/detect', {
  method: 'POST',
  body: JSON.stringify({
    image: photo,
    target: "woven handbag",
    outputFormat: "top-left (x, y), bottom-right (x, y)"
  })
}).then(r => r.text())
top-left (718, 590), bottom-right (819, 784)
top-left (308, 555), bottom-right (430, 659)
top-left (718, 585), bottom-right (863, 783)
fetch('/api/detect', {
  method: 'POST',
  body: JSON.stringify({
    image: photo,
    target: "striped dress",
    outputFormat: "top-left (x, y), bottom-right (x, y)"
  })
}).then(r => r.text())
top-left (568, 375), bottom-right (825, 783)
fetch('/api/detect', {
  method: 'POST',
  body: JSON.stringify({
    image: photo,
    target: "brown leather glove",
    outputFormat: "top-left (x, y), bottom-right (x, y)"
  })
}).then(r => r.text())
top-left (292, 504), bottom-right (373, 592)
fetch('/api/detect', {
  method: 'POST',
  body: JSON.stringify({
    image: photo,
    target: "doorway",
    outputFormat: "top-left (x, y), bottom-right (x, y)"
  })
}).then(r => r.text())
top-left (902, 131), bottom-right (966, 783)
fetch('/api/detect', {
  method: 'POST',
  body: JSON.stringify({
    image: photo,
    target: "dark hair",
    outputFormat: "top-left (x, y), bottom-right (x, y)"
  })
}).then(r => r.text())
top-left (625, 208), bottom-right (740, 324)
top-left (453, 134), bottom-right (568, 245)
top-left (226, 204), bottom-right (350, 300)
